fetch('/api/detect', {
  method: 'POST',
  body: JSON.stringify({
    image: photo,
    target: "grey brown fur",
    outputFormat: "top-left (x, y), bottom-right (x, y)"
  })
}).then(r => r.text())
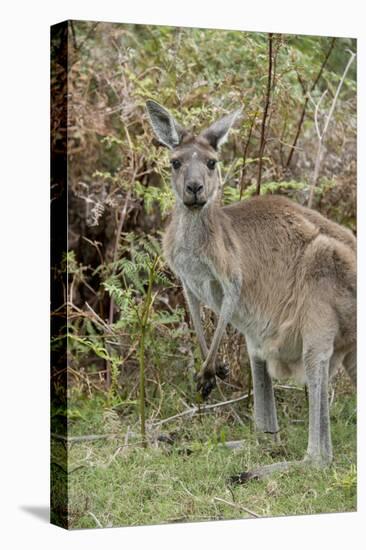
top-left (146, 100), bottom-right (356, 477)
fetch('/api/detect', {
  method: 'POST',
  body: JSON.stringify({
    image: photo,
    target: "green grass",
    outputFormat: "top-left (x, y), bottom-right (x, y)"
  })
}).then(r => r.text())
top-left (51, 377), bottom-right (356, 529)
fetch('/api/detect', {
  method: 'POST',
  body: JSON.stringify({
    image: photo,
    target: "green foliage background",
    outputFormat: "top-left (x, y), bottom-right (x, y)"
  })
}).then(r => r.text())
top-left (51, 21), bottom-right (357, 528)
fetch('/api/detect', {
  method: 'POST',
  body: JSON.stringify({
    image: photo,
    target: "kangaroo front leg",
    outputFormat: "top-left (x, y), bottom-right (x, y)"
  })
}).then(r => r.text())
top-left (183, 285), bottom-right (209, 359)
top-left (196, 293), bottom-right (236, 399)
top-left (184, 285), bottom-right (229, 386)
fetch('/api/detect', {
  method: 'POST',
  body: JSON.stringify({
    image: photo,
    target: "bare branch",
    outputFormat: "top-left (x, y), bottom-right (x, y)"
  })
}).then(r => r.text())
top-left (87, 511), bottom-right (103, 528)
top-left (313, 89), bottom-right (328, 140)
top-left (286, 37), bottom-right (336, 168)
top-left (212, 497), bottom-right (260, 518)
top-left (322, 50), bottom-right (356, 136)
top-left (152, 392), bottom-right (250, 427)
top-left (308, 49), bottom-right (356, 208)
top-left (85, 301), bottom-right (113, 333)
top-left (52, 433), bottom-right (121, 442)
top-left (256, 33), bottom-right (274, 195)
top-left (108, 188), bottom-right (132, 326)
top-left (239, 110), bottom-right (258, 200)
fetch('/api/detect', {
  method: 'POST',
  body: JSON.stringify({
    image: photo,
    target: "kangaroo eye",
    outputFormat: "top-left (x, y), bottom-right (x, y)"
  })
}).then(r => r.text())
top-left (171, 159), bottom-right (182, 170)
top-left (207, 159), bottom-right (216, 170)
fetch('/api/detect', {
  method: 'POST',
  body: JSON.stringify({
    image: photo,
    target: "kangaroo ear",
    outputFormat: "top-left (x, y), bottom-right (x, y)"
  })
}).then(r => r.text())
top-left (200, 109), bottom-right (242, 150)
top-left (145, 100), bottom-right (187, 149)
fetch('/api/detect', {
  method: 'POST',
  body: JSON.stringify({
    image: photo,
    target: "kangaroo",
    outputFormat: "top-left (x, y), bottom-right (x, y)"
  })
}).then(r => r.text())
top-left (146, 100), bottom-right (356, 479)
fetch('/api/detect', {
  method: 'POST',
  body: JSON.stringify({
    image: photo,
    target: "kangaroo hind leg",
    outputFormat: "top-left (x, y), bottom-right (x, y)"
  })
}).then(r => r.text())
top-left (250, 356), bottom-right (279, 442)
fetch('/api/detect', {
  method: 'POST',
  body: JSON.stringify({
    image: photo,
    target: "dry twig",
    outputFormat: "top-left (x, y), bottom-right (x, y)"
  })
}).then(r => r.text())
top-left (153, 393), bottom-right (249, 427)
top-left (256, 33), bottom-right (274, 195)
top-left (286, 37), bottom-right (336, 168)
top-left (213, 496), bottom-right (260, 518)
top-left (307, 49), bottom-right (356, 207)
top-left (87, 511), bottom-right (103, 528)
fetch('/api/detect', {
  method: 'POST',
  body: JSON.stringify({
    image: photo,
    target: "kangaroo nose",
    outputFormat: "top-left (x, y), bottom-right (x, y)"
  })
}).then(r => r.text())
top-left (186, 181), bottom-right (203, 195)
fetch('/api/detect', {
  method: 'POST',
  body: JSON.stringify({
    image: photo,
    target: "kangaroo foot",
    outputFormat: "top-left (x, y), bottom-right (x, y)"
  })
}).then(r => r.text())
top-left (195, 362), bottom-right (229, 400)
top-left (302, 452), bottom-right (333, 468)
top-left (215, 361), bottom-right (229, 380)
top-left (195, 369), bottom-right (217, 400)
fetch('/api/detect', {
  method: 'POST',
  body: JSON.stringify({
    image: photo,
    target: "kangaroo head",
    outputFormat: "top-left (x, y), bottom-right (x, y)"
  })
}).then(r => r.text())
top-left (146, 100), bottom-right (241, 210)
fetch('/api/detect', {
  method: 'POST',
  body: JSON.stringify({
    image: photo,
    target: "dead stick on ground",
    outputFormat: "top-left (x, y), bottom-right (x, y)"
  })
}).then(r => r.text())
top-left (274, 384), bottom-right (305, 392)
top-left (153, 393), bottom-right (249, 427)
top-left (51, 433), bottom-right (127, 443)
top-left (213, 497), bottom-right (260, 518)
top-left (87, 511), bottom-right (103, 529)
top-left (52, 393), bottom-right (251, 443)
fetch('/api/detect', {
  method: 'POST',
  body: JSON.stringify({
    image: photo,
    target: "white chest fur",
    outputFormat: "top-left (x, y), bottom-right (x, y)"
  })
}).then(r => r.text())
top-left (171, 246), bottom-right (223, 314)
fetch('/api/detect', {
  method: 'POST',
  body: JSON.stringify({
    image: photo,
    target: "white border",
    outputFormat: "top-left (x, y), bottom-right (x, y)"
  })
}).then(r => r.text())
top-left (1, 1), bottom-right (364, 548)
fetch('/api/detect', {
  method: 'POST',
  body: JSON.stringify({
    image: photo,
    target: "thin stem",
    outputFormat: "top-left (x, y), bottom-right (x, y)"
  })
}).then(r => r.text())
top-left (239, 110), bottom-right (257, 200)
top-left (139, 324), bottom-right (147, 447)
top-left (106, 122), bottom-right (136, 388)
top-left (307, 140), bottom-right (324, 209)
top-left (314, 90), bottom-right (328, 140)
top-left (256, 33), bottom-right (274, 196)
top-left (105, 189), bottom-right (132, 389)
top-left (138, 255), bottom-right (159, 447)
top-left (108, 123), bottom-right (135, 329)
top-left (322, 50), bottom-right (356, 136)
top-left (108, 190), bottom-right (132, 325)
top-left (69, 21), bottom-right (78, 51)
top-left (286, 37), bottom-right (336, 168)
top-left (77, 22), bottom-right (99, 53)
top-left (308, 49), bottom-right (356, 207)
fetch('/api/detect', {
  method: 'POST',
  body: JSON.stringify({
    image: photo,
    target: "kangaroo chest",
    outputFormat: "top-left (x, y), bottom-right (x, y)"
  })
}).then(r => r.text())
top-left (170, 245), bottom-right (223, 314)
top-left (169, 235), bottom-right (304, 380)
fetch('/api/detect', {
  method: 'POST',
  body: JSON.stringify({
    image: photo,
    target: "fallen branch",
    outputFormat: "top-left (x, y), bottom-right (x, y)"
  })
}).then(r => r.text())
top-left (52, 393), bottom-right (251, 443)
top-left (153, 393), bottom-right (249, 427)
top-left (213, 496), bottom-right (260, 518)
top-left (274, 384), bottom-right (305, 392)
top-left (221, 439), bottom-right (246, 450)
top-left (51, 432), bottom-right (124, 443)
top-left (87, 511), bottom-right (103, 529)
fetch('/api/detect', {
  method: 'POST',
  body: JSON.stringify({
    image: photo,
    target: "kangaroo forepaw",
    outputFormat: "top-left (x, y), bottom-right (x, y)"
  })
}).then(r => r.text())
top-left (195, 370), bottom-right (217, 400)
top-left (215, 361), bottom-right (229, 380)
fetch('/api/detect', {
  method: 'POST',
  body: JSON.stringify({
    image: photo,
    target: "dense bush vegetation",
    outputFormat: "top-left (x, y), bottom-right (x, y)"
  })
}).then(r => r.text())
top-left (51, 21), bottom-right (356, 527)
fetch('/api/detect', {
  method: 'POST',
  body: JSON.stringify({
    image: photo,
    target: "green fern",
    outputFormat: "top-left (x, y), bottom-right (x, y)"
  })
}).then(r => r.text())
top-left (135, 181), bottom-right (174, 216)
